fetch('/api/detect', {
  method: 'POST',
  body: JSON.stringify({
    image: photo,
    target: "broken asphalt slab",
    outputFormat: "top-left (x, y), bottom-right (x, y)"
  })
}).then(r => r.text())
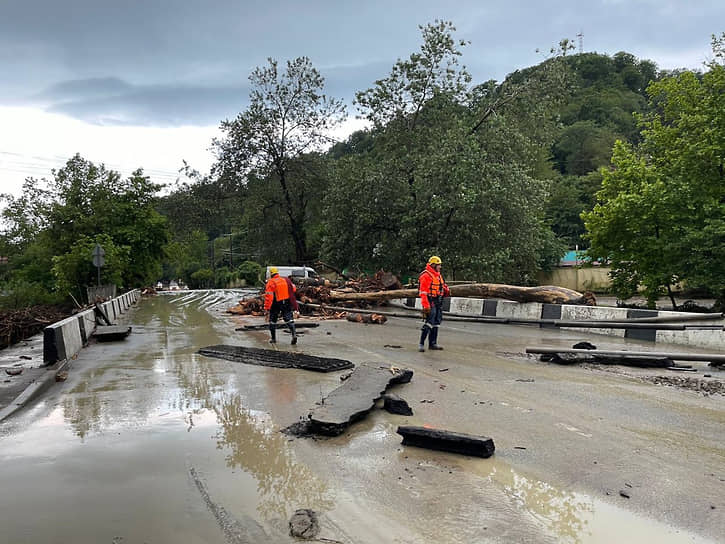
top-left (396, 425), bottom-right (495, 458)
top-left (305, 364), bottom-right (413, 436)
top-left (198, 345), bottom-right (354, 372)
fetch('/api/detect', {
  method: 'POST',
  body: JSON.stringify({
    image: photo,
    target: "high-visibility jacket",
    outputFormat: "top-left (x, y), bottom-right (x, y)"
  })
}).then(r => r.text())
top-left (418, 263), bottom-right (450, 309)
top-left (264, 274), bottom-right (293, 310)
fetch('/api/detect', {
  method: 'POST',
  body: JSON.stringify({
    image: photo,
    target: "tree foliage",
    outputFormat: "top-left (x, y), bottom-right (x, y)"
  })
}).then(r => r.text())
top-left (584, 34), bottom-right (725, 307)
top-left (0, 155), bottom-right (168, 300)
top-left (323, 21), bottom-right (567, 281)
top-left (212, 57), bottom-right (345, 263)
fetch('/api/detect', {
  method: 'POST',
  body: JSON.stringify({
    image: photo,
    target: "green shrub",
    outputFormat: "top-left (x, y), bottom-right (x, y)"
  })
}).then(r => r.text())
top-left (237, 261), bottom-right (263, 286)
top-left (0, 279), bottom-right (65, 309)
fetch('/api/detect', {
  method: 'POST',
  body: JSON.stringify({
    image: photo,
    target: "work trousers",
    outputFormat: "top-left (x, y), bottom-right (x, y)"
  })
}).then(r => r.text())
top-left (269, 299), bottom-right (295, 340)
top-left (420, 296), bottom-right (443, 347)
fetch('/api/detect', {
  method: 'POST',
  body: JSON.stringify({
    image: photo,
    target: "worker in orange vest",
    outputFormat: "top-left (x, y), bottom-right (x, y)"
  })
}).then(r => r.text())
top-left (418, 255), bottom-right (450, 352)
top-left (264, 267), bottom-right (299, 344)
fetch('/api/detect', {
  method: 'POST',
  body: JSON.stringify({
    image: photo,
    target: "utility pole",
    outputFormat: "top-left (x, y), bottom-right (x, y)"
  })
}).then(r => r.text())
top-left (226, 233), bottom-right (233, 268)
top-left (577, 31), bottom-right (583, 54)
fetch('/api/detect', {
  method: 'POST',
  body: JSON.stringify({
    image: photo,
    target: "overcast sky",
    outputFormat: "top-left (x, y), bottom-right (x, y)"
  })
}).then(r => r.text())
top-left (0, 0), bottom-right (722, 197)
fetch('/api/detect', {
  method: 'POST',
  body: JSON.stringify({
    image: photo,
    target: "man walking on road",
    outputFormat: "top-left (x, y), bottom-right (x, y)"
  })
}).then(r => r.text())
top-left (264, 267), bottom-right (298, 344)
top-left (418, 255), bottom-right (450, 352)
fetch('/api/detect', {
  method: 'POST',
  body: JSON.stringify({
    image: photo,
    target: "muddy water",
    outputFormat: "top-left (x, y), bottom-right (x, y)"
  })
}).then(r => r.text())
top-left (0, 291), bottom-right (722, 543)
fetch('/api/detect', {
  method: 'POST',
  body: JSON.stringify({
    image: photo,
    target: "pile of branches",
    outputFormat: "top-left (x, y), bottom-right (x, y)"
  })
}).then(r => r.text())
top-left (227, 270), bottom-right (402, 317)
top-left (0, 305), bottom-right (75, 350)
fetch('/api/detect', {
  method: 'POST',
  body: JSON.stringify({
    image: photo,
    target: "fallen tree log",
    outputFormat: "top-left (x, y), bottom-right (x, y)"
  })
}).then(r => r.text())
top-left (300, 303), bottom-right (510, 323)
top-left (330, 283), bottom-right (591, 305)
top-left (346, 312), bottom-right (387, 324)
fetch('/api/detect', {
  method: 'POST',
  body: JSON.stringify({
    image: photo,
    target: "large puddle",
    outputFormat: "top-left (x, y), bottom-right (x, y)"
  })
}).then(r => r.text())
top-left (0, 290), bottom-right (720, 543)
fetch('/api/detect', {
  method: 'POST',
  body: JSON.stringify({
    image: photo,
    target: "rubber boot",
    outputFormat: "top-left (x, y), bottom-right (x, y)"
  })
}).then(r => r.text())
top-left (290, 322), bottom-right (297, 345)
top-left (269, 324), bottom-right (276, 343)
top-left (429, 327), bottom-right (443, 350)
top-left (419, 326), bottom-right (429, 352)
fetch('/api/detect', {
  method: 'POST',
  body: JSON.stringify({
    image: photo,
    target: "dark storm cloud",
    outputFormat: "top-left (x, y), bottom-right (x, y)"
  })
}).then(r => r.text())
top-left (37, 79), bottom-right (250, 126)
top-left (1, 0), bottom-right (722, 126)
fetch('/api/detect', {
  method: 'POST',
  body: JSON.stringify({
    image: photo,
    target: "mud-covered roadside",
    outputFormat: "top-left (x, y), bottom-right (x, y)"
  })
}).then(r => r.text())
top-left (498, 351), bottom-right (725, 396)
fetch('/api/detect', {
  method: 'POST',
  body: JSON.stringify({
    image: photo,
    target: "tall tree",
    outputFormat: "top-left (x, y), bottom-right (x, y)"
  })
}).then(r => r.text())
top-left (0, 155), bottom-right (168, 296)
top-left (323, 22), bottom-right (568, 282)
top-left (583, 34), bottom-right (725, 308)
top-left (212, 57), bottom-right (346, 263)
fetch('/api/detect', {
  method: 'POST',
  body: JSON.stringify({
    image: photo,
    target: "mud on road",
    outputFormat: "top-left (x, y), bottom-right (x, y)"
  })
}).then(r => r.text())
top-left (0, 290), bottom-right (722, 544)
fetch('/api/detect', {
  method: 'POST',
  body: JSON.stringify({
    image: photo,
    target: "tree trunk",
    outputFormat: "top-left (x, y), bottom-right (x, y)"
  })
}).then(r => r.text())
top-left (329, 283), bottom-right (590, 305)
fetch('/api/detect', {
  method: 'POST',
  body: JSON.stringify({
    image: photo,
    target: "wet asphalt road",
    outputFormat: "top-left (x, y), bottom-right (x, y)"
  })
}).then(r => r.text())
top-left (0, 290), bottom-right (722, 543)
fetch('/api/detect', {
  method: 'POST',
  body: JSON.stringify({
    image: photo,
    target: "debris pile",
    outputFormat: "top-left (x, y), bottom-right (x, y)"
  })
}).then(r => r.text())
top-left (0, 305), bottom-right (75, 350)
top-left (346, 312), bottom-right (388, 324)
top-left (227, 270), bottom-right (403, 319)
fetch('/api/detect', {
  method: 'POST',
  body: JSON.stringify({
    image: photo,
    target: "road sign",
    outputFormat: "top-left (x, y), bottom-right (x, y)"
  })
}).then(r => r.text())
top-left (92, 244), bottom-right (105, 267)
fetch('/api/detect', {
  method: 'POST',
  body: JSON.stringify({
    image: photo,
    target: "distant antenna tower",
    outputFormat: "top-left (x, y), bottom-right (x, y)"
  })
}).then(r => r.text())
top-left (577, 31), bottom-right (584, 54)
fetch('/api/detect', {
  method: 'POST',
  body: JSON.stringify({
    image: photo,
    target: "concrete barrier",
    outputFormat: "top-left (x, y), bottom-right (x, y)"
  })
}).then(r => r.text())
top-left (43, 289), bottom-right (140, 365)
top-left (560, 305), bottom-right (628, 338)
top-left (496, 300), bottom-right (543, 321)
top-left (399, 296), bottom-right (724, 350)
top-left (449, 298), bottom-right (484, 315)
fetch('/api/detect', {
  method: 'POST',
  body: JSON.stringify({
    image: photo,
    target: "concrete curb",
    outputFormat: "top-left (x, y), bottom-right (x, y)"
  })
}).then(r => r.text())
top-left (399, 296), bottom-right (725, 349)
top-left (0, 360), bottom-right (70, 423)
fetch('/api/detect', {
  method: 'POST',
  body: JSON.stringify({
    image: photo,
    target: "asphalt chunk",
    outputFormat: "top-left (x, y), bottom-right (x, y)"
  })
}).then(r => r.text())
top-left (307, 364), bottom-right (413, 435)
top-left (198, 345), bottom-right (354, 372)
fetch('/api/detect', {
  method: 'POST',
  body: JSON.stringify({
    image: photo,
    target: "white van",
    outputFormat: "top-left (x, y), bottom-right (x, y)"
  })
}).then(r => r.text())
top-left (265, 266), bottom-right (318, 281)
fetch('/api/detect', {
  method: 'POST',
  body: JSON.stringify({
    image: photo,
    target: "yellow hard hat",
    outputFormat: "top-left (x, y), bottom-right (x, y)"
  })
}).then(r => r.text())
top-left (269, 266), bottom-right (279, 275)
top-left (428, 256), bottom-right (442, 265)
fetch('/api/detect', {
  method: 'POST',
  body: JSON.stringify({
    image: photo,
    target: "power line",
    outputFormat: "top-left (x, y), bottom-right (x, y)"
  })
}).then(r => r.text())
top-left (0, 149), bottom-right (186, 186)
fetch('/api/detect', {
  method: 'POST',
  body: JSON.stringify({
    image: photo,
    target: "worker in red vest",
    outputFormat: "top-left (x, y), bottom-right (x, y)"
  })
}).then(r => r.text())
top-left (264, 267), bottom-right (298, 344)
top-left (418, 255), bottom-right (450, 352)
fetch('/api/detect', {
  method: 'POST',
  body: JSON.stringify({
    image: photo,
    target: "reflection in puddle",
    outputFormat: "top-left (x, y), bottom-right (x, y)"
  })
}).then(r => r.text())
top-left (58, 291), bottom-right (333, 525)
top-left (492, 465), bottom-right (592, 542)
top-left (213, 393), bottom-right (334, 520)
top-left (467, 459), bottom-right (714, 543)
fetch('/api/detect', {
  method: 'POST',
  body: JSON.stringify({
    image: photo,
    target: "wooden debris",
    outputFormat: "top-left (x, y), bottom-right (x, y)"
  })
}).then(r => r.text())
top-left (226, 271), bottom-right (595, 322)
top-left (396, 425), bottom-right (495, 458)
top-left (0, 305), bottom-right (74, 350)
top-left (346, 312), bottom-right (387, 324)
top-left (330, 283), bottom-right (591, 305)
